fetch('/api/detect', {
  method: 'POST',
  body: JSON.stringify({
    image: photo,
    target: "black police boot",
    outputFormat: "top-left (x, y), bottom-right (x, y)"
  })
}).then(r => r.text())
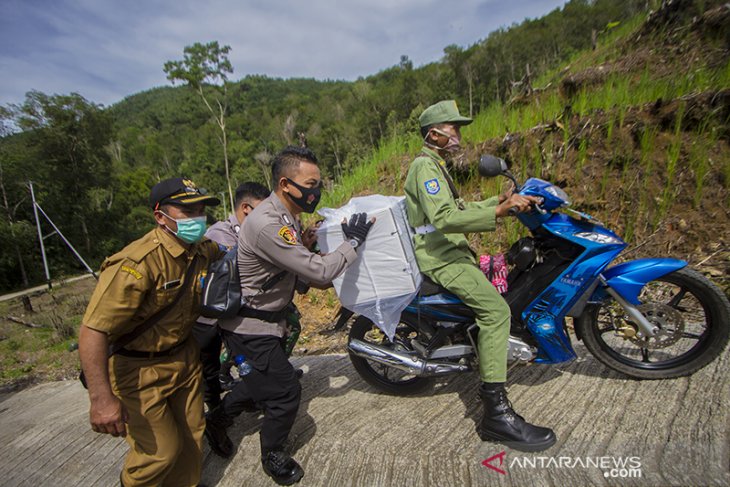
top-left (477, 382), bottom-right (556, 452)
top-left (204, 406), bottom-right (234, 458)
top-left (261, 450), bottom-right (304, 486)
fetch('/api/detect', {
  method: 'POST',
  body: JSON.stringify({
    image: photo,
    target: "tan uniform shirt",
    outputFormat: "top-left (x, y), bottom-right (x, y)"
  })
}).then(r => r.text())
top-left (83, 226), bottom-right (221, 351)
top-left (218, 192), bottom-right (357, 337)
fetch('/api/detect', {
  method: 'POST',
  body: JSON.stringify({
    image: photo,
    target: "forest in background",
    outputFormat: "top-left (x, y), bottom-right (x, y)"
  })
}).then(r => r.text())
top-left (0, 0), bottom-right (726, 292)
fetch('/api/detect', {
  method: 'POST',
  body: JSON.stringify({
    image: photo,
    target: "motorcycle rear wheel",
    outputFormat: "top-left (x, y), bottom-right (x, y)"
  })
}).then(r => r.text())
top-left (576, 267), bottom-right (730, 379)
top-left (348, 315), bottom-right (430, 395)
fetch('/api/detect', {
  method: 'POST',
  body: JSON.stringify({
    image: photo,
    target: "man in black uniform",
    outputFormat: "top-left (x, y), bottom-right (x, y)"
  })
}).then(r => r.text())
top-left (209, 146), bottom-right (374, 485)
top-left (193, 181), bottom-right (269, 412)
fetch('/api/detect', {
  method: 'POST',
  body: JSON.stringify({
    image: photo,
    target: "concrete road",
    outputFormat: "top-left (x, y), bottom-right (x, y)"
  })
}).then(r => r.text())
top-left (0, 342), bottom-right (728, 486)
top-left (0, 274), bottom-right (94, 303)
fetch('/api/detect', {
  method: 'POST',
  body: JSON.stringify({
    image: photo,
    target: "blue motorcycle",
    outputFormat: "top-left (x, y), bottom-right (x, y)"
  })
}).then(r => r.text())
top-left (347, 155), bottom-right (730, 394)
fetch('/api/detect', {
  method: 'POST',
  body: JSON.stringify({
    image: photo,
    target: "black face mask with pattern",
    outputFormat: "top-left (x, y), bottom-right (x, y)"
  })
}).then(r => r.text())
top-left (285, 178), bottom-right (322, 214)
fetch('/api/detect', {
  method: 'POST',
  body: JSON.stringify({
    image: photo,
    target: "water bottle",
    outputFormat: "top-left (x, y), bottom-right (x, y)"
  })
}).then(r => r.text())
top-left (219, 347), bottom-right (229, 365)
top-left (234, 354), bottom-right (252, 377)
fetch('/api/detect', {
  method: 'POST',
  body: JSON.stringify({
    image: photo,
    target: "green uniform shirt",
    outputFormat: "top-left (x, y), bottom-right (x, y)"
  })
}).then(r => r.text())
top-left (404, 147), bottom-right (499, 272)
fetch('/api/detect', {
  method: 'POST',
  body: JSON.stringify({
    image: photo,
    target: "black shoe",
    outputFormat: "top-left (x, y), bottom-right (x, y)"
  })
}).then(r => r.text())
top-left (204, 407), bottom-right (234, 458)
top-left (295, 369), bottom-right (304, 379)
top-left (261, 450), bottom-right (304, 486)
top-left (477, 383), bottom-right (556, 452)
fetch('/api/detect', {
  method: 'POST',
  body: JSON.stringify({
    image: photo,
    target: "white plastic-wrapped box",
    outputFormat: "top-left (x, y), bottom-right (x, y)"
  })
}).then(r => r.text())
top-left (316, 195), bottom-right (422, 339)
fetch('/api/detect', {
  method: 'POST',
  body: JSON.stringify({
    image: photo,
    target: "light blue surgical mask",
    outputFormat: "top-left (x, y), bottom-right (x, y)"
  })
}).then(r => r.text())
top-left (161, 212), bottom-right (207, 244)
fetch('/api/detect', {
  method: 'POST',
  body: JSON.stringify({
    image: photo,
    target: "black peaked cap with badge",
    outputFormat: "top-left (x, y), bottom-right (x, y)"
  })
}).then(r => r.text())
top-left (150, 178), bottom-right (220, 210)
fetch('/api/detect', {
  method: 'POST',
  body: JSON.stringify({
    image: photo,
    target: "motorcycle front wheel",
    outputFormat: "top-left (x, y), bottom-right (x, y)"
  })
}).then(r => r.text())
top-left (576, 267), bottom-right (730, 379)
top-left (348, 315), bottom-right (430, 395)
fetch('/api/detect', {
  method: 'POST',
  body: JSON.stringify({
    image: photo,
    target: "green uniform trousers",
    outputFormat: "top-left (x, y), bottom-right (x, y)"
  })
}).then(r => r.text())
top-left (425, 260), bottom-right (510, 383)
top-left (110, 339), bottom-right (205, 487)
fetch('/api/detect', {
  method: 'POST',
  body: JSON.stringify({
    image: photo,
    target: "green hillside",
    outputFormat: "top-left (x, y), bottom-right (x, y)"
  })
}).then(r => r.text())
top-left (0, 0), bottom-right (727, 293)
top-left (320, 1), bottom-right (729, 295)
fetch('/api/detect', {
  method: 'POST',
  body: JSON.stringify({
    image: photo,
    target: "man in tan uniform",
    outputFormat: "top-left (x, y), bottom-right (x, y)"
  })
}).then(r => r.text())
top-left (210, 145), bottom-right (374, 485)
top-left (78, 177), bottom-right (222, 487)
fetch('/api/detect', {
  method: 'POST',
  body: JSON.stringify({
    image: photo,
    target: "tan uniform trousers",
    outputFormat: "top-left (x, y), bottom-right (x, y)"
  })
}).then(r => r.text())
top-left (110, 339), bottom-right (204, 487)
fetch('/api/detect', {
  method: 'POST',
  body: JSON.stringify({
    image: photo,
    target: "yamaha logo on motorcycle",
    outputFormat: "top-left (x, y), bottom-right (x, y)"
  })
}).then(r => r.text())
top-left (347, 154), bottom-right (730, 394)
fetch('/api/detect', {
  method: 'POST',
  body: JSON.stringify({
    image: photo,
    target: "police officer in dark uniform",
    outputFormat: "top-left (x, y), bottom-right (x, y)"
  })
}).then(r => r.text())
top-left (209, 146), bottom-right (374, 485)
top-left (193, 181), bottom-right (269, 412)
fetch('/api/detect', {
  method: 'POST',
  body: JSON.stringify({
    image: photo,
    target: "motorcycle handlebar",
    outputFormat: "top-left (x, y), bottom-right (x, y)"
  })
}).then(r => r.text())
top-left (508, 200), bottom-right (546, 217)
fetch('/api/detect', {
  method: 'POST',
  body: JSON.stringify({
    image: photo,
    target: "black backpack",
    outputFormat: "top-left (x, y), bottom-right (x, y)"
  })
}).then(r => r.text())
top-left (200, 245), bottom-right (289, 320)
top-left (200, 245), bottom-right (241, 319)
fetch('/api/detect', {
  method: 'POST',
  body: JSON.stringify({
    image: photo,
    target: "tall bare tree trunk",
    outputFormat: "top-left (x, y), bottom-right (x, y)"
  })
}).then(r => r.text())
top-left (80, 217), bottom-right (91, 254)
top-left (198, 84), bottom-right (234, 211)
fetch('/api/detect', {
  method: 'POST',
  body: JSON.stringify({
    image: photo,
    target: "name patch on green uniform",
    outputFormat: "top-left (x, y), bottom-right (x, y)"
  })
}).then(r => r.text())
top-left (424, 179), bottom-right (440, 195)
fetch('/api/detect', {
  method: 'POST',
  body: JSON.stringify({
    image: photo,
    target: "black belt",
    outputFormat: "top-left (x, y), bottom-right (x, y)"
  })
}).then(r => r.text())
top-left (238, 305), bottom-right (289, 323)
top-left (117, 339), bottom-right (188, 359)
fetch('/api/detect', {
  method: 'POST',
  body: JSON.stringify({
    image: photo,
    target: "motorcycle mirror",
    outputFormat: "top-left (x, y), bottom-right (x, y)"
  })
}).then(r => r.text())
top-left (478, 155), bottom-right (508, 178)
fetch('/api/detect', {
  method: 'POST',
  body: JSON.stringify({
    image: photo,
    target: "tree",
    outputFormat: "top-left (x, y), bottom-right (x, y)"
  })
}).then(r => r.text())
top-left (164, 41), bottom-right (236, 210)
top-left (13, 91), bottom-right (113, 255)
top-left (0, 108), bottom-right (31, 287)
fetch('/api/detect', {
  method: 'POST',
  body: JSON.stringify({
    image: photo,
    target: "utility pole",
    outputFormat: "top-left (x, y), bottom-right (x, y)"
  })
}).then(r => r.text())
top-left (29, 181), bottom-right (98, 290)
top-left (29, 181), bottom-right (51, 289)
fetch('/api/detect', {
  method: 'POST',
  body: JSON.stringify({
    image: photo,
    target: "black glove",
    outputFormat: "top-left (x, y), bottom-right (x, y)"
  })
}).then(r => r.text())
top-left (341, 212), bottom-right (375, 249)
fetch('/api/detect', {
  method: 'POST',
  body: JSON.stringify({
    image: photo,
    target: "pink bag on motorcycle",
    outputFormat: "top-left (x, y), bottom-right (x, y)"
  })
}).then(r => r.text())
top-left (479, 254), bottom-right (509, 294)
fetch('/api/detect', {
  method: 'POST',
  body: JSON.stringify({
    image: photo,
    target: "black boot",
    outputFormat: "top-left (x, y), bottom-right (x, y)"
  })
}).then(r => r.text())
top-left (261, 450), bottom-right (304, 486)
top-left (205, 406), bottom-right (234, 458)
top-left (477, 383), bottom-right (556, 452)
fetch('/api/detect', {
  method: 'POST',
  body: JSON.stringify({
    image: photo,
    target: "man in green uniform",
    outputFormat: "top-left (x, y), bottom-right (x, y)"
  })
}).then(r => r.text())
top-left (78, 178), bottom-right (223, 486)
top-left (404, 100), bottom-right (556, 452)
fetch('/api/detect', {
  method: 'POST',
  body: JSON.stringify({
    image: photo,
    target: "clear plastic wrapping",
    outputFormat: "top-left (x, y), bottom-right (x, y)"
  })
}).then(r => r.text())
top-left (316, 195), bottom-right (422, 339)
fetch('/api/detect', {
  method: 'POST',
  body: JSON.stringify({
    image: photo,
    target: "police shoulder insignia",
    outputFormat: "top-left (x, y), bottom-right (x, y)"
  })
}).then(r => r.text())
top-left (424, 178), bottom-right (441, 195)
top-left (278, 226), bottom-right (298, 245)
top-left (120, 265), bottom-right (143, 280)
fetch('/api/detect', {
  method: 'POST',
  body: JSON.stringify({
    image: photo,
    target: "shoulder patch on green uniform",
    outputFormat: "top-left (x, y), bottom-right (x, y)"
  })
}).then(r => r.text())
top-left (278, 226), bottom-right (298, 245)
top-left (120, 265), bottom-right (143, 280)
top-left (424, 178), bottom-right (441, 195)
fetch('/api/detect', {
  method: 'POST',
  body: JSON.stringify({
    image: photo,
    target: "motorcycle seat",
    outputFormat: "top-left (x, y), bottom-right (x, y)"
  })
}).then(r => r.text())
top-left (419, 275), bottom-right (451, 296)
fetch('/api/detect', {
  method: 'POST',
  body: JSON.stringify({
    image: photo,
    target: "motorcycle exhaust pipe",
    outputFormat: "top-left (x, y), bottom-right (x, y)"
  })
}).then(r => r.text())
top-left (348, 339), bottom-right (471, 376)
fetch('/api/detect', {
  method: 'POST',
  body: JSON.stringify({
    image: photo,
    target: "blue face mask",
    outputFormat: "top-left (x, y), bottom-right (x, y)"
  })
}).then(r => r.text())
top-left (161, 212), bottom-right (207, 244)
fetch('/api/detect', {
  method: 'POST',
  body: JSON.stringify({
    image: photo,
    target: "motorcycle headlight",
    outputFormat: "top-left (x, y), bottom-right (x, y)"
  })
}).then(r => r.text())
top-left (573, 232), bottom-right (623, 245)
top-left (545, 185), bottom-right (570, 206)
